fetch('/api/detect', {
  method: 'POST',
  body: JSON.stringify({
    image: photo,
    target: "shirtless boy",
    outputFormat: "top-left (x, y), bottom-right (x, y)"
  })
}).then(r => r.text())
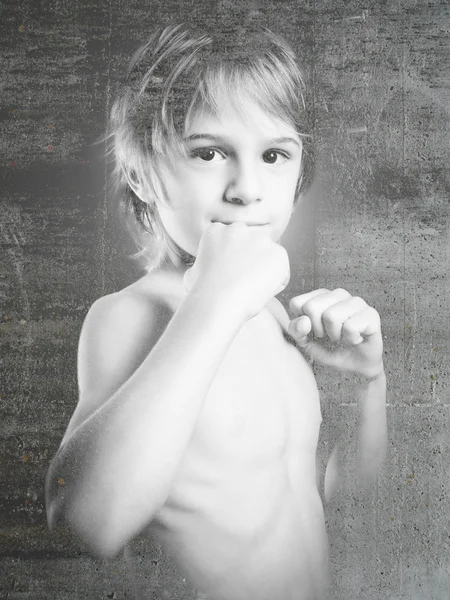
top-left (45, 24), bottom-right (387, 600)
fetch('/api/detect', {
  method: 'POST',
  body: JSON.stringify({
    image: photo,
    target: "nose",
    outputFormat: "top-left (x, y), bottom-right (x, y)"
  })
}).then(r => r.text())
top-left (223, 159), bottom-right (262, 205)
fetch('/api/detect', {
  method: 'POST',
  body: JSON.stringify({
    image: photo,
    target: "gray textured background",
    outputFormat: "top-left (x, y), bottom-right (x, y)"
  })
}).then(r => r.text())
top-left (1, 0), bottom-right (449, 599)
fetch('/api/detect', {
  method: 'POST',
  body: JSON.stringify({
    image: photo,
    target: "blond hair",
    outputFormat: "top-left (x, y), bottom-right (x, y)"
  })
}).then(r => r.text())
top-left (104, 23), bottom-right (314, 270)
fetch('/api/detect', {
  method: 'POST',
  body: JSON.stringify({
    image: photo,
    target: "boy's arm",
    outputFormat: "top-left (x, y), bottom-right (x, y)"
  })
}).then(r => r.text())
top-left (46, 222), bottom-right (290, 558)
top-left (287, 288), bottom-right (387, 501)
top-left (45, 288), bottom-right (245, 558)
top-left (323, 370), bottom-right (387, 502)
top-left (356, 369), bottom-right (387, 488)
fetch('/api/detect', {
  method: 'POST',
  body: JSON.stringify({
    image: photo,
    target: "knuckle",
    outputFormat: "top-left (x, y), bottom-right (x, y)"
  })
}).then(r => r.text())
top-left (210, 221), bottom-right (223, 230)
top-left (270, 242), bottom-right (285, 260)
top-left (343, 320), bottom-right (357, 333)
top-left (283, 267), bottom-right (291, 284)
top-left (322, 309), bottom-right (335, 324)
top-left (342, 317), bottom-right (354, 329)
top-left (302, 300), bottom-right (317, 317)
top-left (226, 224), bottom-right (240, 236)
top-left (279, 250), bottom-right (289, 267)
top-left (370, 306), bottom-right (381, 321)
top-left (208, 222), bottom-right (223, 237)
top-left (334, 287), bottom-right (350, 297)
top-left (289, 297), bottom-right (300, 312)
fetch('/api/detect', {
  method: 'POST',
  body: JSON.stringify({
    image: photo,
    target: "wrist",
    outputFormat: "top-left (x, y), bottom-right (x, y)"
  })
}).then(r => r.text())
top-left (354, 366), bottom-right (386, 386)
top-left (184, 284), bottom-right (248, 330)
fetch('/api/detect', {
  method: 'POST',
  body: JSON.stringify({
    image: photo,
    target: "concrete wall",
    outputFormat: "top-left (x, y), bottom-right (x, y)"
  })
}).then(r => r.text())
top-left (1, 1), bottom-right (449, 598)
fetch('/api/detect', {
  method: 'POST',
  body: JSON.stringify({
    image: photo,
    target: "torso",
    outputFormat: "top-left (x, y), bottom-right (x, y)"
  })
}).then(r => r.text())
top-left (126, 269), bottom-right (328, 600)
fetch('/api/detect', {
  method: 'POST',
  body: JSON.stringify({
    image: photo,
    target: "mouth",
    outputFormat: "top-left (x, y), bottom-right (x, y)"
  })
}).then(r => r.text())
top-left (211, 220), bottom-right (269, 227)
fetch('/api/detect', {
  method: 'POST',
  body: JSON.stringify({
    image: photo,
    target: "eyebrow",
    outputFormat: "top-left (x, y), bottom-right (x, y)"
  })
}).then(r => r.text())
top-left (183, 133), bottom-right (301, 148)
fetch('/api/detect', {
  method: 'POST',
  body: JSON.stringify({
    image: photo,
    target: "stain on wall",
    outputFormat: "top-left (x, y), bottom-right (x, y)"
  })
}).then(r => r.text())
top-left (1, 1), bottom-right (449, 598)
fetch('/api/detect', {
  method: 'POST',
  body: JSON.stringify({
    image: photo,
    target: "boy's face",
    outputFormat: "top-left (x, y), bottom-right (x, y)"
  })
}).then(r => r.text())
top-left (156, 99), bottom-right (303, 258)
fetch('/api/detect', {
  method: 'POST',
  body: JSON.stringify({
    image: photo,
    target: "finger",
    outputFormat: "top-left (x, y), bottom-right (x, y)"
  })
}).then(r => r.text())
top-left (288, 315), bottom-right (312, 345)
top-left (289, 289), bottom-right (330, 317)
top-left (341, 307), bottom-right (381, 345)
top-left (322, 296), bottom-right (367, 342)
top-left (204, 220), bottom-right (226, 237)
top-left (294, 288), bottom-right (352, 338)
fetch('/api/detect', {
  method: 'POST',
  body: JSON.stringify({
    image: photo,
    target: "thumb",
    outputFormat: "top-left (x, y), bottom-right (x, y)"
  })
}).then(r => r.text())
top-left (288, 315), bottom-right (312, 347)
top-left (288, 316), bottom-right (339, 366)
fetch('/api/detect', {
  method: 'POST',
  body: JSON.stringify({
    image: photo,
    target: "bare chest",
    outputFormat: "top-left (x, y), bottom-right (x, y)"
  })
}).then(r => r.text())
top-left (151, 305), bottom-right (327, 594)
top-left (189, 308), bottom-right (322, 464)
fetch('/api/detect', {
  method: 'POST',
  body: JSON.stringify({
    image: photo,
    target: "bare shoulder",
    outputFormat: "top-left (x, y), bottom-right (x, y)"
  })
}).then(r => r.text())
top-left (79, 287), bottom-right (166, 381)
top-left (62, 273), bottom-right (174, 443)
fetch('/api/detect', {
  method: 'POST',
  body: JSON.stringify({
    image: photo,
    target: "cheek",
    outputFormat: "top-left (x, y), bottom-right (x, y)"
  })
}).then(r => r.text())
top-left (177, 170), bottom-right (216, 206)
top-left (171, 198), bottom-right (207, 244)
top-left (268, 175), bottom-right (297, 211)
top-left (266, 179), bottom-right (296, 236)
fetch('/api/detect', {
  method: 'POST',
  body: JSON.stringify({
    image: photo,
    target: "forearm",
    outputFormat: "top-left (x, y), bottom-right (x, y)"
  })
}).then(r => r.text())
top-left (325, 369), bottom-right (387, 502)
top-left (357, 368), bottom-right (387, 487)
top-left (47, 289), bottom-right (244, 555)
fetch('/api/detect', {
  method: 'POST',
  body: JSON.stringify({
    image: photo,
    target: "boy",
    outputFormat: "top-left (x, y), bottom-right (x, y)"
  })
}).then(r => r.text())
top-left (45, 24), bottom-right (387, 600)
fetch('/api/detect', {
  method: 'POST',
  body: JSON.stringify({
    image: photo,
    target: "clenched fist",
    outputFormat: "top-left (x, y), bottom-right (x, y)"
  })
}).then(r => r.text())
top-left (288, 288), bottom-right (384, 379)
top-left (184, 221), bottom-right (290, 323)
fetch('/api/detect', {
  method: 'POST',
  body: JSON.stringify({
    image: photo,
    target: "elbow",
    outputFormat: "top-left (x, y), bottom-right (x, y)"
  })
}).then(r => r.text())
top-left (66, 499), bottom-right (130, 559)
top-left (45, 474), bottom-right (125, 559)
top-left (46, 496), bottom-right (61, 533)
top-left (45, 464), bottom-right (68, 532)
top-left (45, 460), bottom-right (163, 558)
top-left (59, 502), bottom-right (126, 559)
top-left (81, 529), bottom-right (125, 560)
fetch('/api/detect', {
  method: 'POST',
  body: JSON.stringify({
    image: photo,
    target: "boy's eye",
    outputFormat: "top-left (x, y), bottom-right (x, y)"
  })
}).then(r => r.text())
top-left (191, 148), bottom-right (225, 162)
top-left (190, 147), bottom-right (289, 164)
top-left (262, 150), bottom-right (289, 164)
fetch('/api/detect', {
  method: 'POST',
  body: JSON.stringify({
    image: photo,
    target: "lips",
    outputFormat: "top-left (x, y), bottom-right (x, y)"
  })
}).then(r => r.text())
top-left (211, 220), bottom-right (268, 226)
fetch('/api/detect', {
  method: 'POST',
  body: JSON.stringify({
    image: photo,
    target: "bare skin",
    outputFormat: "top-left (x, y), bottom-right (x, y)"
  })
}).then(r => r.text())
top-left (46, 256), bottom-right (328, 599)
top-left (143, 268), bottom-right (385, 600)
top-left (46, 101), bottom-right (386, 600)
top-left (45, 228), bottom-right (385, 600)
top-left (134, 270), bottom-right (329, 600)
